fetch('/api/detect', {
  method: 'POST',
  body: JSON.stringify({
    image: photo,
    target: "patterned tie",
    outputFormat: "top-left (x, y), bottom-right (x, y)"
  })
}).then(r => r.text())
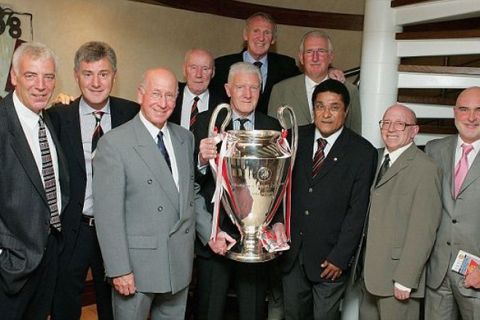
top-left (38, 117), bottom-right (61, 231)
top-left (375, 154), bottom-right (390, 187)
top-left (91, 111), bottom-right (105, 152)
top-left (157, 131), bottom-right (172, 173)
top-left (237, 118), bottom-right (249, 130)
top-left (190, 96), bottom-right (200, 128)
top-left (454, 143), bottom-right (474, 198)
top-left (312, 138), bottom-right (327, 177)
top-left (253, 61), bottom-right (263, 69)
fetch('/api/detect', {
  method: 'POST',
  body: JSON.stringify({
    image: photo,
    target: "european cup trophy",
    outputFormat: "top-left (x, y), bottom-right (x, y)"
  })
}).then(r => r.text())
top-left (208, 104), bottom-right (298, 262)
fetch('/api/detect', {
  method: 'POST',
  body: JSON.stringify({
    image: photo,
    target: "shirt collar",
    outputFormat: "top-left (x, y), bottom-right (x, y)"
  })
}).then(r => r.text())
top-left (305, 74), bottom-right (329, 89)
top-left (12, 90), bottom-right (42, 123)
top-left (314, 126), bottom-right (343, 146)
top-left (184, 85), bottom-right (209, 103)
top-left (383, 142), bottom-right (413, 164)
top-left (456, 136), bottom-right (480, 151)
top-left (79, 96), bottom-right (111, 115)
top-left (139, 110), bottom-right (170, 141)
top-left (243, 50), bottom-right (268, 65)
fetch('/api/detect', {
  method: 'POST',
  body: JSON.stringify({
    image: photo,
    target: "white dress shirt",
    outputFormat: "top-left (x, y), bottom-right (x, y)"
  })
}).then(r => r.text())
top-left (180, 86), bottom-right (210, 129)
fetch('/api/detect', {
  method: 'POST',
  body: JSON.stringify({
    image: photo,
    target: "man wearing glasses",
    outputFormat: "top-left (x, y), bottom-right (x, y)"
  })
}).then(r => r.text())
top-left (360, 104), bottom-right (442, 320)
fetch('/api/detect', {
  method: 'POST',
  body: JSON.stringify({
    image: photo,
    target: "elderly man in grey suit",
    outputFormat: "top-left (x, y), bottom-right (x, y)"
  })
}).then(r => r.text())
top-left (359, 104), bottom-right (442, 320)
top-left (93, 67), bottom-right (229, 319)
top-left (425, 87), bottom-right (480, 320)
top-left (268, 30), bottom-right (361, 135)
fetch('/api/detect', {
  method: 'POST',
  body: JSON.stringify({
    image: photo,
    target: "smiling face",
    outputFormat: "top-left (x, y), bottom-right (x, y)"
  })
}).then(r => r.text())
top-left (11, 54), bottom-right (56, 114)
top-left (243, 16), bottom-right (275, 60)
top-left (313, 91), bottom-right (347, 137)
top-left (381, 104), bottom-right (419, 152)
top-left (183, 49), bottom-right (214, 95)
top-left (138, 68), bottom-right (178, 129)
top-left (299, 35), bottom-right (334, 83)
top-left (75, 57), bottom-right (116, 110)
top-left (454, 87), bottom-right (480, 144)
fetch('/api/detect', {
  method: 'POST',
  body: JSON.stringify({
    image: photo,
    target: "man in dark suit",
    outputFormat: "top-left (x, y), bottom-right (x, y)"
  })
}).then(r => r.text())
top-left (282, 79), bottom-right (376, 320)
top-left (0, 42), bottom-right (69, 320)
top-left (209, 12), bottom-right (301, 115)
top-left (48, 41), bottom-right (139, 320)
top-left (169, 48), bottom-right (224, 129)
top-left (360, 104), bottom-right (442, 320)
top-left (193, 62), bottom-right (287, 320)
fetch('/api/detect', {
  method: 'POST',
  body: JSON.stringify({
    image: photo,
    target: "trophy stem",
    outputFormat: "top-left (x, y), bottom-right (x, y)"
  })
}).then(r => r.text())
top-left (226, 226), bottom-right (277, 263)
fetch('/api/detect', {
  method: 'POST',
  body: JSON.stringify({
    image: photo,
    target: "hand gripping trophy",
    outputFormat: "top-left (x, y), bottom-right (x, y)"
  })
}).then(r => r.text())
top-left (209, 103), bottom-right (298, 262)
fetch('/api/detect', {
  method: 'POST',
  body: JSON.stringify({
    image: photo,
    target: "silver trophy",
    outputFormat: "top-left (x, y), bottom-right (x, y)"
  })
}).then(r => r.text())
top-left (208, 104), bottom-right (298, 263)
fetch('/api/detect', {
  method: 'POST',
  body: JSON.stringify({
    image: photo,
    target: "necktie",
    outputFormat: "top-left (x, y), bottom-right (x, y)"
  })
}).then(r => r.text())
top-left (253, 61), bottom-right (263, 69)
top-left (92, 111), bottom-right (105, 152)
top-left (38, 117), bottom-right (61, 231)
top-left (454, 143), bottom-right (474, 198)
top-left (237, 118), bottom-right (249, 130)
top-left (375, 154), bottom-right (390, 187)
top-left (157, 131), bottom-right (172, 173)
top-left (190, 96), bottom-right (199, 128)
top-left (312, 138), bottom-right (327, 177)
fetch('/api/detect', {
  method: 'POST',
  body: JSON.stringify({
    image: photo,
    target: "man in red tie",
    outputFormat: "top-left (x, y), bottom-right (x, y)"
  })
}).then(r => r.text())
top-left (425, 87), bottom-right (480, 320)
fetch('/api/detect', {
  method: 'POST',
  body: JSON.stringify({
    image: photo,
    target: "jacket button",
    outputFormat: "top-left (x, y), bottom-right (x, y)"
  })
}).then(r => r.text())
top-left (305, 210), bottom-right (310, 216)
top-left (308, 188), bottom-right (313, 193)
top-left (447, 241), bottom-right (451, 246)
top-left (157, 206), bottom-right (163, 212)
top-left (147, 179), bottom-right (153, 184)
top-left (185, 228), bottom-right (190, 233)
top-left (299, 231), bottom-right (303, 236)
top-left (190, 201), bottom-right (194, 207)
top-left (452, 219), bottom-right (457, 224)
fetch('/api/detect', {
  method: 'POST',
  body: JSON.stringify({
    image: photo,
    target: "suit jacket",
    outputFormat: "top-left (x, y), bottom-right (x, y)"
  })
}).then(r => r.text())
top-left (47, 96), bottom-right (139, 266)
top-left (169, 82), bottom-right (225, 127)
top-left (0, 93), bottom-right (70, 294)
top-left (93, 115), bottom-right (212, 294)
top-left (425, 135), bottom-right (480, 298)
top-left (267, 74), bottom-right (362, 135)
top-left (282, 124), bottom-right (376, 282)
top-left (363, 144), bottom-right (442, 298)
top-left (210, 51), bottom-right (300, 114)
top-left (192, 108), bottom-right (281, 257)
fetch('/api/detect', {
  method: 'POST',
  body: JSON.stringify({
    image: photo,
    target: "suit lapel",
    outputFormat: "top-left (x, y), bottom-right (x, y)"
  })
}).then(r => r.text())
top-left (132, 116), bottom-right (179, 211)
top-left (169, 123), bottom-right (188, 218)
top-left (459, 146), bottom-right (480, 196)
top-left (65, 101), bottom-right (86, 174)
top-left (294, 76), bottom-right (312, 123)
top-left (312, 128), bottom-right (349, 183)
top-left (298, 126), bottom-right (315, 184)
top-left (375, 144), bottom-right (417, 188)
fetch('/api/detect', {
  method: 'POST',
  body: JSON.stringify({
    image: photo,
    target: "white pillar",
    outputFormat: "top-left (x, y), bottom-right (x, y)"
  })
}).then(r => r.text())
top-left (360, 0), bottom-right (400, 147)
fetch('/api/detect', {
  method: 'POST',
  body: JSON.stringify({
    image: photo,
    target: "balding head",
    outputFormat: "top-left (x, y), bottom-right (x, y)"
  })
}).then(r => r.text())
top-left (183, 48), bottom-right (215, 95)
top-left (454, 86), bottom-right (480, 144)
top-left (380, 104), bottom-right (419, 152)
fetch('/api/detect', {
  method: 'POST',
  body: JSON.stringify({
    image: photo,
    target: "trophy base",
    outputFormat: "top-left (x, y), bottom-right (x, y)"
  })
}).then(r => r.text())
top-left (226, 250), bottom-right (278, 263)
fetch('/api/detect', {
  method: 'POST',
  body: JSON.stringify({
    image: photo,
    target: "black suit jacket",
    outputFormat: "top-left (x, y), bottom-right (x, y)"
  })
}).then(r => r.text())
top-left (192, 108), bottom-right (281, 257)
top-left (0, 93), bottom-right (70, 294)
top-left (170, 82), bottom-right (225, 127)
top-left (47, 96), bottom-right (139, 266)
top-left (282, 124), bottom-right (377, 282)
top-left (210, 51), bottom-right (300, 114)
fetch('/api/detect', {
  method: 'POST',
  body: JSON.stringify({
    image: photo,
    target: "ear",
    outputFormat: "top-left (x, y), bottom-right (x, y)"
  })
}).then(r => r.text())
top-left (243, 28), bottom-right (248, 42)
top-left (137, 86), bottom-right (144, 105)
top-left (182, 63), bottom-right (188, 79)
top-left (298, 52), bottom-right (304, 67)
top-left (74, 69), bottom-right (80, 84)
top-left (10, 69), bottom-right (18, 86)
top-left (224, 83), bottom-right (232, 98)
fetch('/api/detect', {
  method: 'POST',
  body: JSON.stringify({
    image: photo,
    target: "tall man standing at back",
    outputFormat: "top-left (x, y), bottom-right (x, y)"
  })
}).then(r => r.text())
top-left (425, 87), bottom-right (480, 320)
top-left (0, 42), bottom-right (69, 320)
top-left (169, 48), bottom-right (224, 130)
top-left (48, 41), bottom-right (139, 319)
top-left (268, 30), bottom-right (362, 134)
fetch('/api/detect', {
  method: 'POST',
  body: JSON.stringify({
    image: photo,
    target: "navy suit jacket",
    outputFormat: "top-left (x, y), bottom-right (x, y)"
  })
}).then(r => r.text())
top-left (47, 96), bottom-right (139, 266)
top-left (209, 51), bottom-right (300, 114)
top-left (0, 93), bottom-right (70, 294)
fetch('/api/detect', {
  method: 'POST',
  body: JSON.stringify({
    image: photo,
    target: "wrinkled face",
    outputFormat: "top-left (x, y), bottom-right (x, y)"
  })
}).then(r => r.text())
top-left (11, 55), bottom-right (56, 114)
top-left (243, 16), bottom-right (275, 60)
top-left (313, 91), bottom-right (347, 137)
top-left (75, 57), bottom-right (116, 110)
top-left (381, 106), bottom-right (419, 152)
top-left (299, 36), bottom-right (334, 82)
top-left (138, 70), bottom-right (178, 129)
top-left (225, 72), bottom-right (260, 117)
top-left (183, 51), bottom-right (214, 95)
top-left (454, 88), bottom-right (480, 144)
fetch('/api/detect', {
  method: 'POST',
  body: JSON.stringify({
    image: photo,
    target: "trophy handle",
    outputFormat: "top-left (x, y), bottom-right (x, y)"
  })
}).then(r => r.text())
top-left (277, 105), bottom-right (298, 166)
top-left (208, 103), bottom-right (232, 138)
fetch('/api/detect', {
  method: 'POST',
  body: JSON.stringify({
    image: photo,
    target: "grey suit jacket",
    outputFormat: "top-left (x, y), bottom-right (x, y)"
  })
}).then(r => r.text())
top-left (425, 135), bottom-right (480, 298)
top-left (93, 114), bottom-right (211, 294)
top-left (363, 144), bottom-right (442, 298)
top-left (267, 74), bottom-right (362, 135)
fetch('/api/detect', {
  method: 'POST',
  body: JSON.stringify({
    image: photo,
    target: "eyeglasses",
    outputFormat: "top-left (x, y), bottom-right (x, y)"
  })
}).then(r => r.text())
top-left (303, 48), bottom-right (330, 56)
top-left (379, 120), bottom-right (416, 131)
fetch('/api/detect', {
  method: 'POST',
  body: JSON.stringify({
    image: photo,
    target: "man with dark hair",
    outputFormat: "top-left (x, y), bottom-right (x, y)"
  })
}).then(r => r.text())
top-left (0, 42), bottom-right (69, 320)
top-left (281, 79), bottom-right (376, 319)
top-left (48, 41), bottom-right (139, 319)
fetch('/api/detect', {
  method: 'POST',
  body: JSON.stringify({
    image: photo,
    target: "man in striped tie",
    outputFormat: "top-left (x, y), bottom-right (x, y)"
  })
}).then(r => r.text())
top-left (0, 42), bottom-right (69, 320)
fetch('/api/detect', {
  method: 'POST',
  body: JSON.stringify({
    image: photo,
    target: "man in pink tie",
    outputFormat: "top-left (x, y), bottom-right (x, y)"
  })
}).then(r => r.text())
top-left (425, 87), bottom-right (480, 320)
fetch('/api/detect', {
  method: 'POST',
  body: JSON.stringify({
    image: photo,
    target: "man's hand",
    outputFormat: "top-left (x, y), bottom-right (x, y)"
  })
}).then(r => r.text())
top-left (53, 93), bottom-right (75, 105)
top-left (394, 286), bottom-right (411, 300)
top-left (208, 231), bottom-right (236, 255)
top-left (464, 268), bottom-right (480, 289)
top-left (328, 67), bottom-right (346, 83)
top-left (112, 272), bottom-right (136, 296)
top-left (199, 137), bottom-right (218, 166)
top-left (320, 260), bottom-right (342, 281)
top-left (272, 222), bottom-right (288, 247)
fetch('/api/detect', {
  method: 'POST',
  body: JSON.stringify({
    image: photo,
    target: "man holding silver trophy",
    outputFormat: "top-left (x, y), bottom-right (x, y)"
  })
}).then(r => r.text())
top-left (192, 62), bottom-right (291, 320)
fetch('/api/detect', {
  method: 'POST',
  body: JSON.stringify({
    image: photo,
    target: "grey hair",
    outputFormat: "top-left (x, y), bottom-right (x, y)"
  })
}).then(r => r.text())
top-left (299, 30), bottom-right (334, 53)
top-left (12, 42), bottom-right (58, 74)
top-left (245, 12), bottom-right (277, 39)
top-left (227, 62), bottom-right (262, 85)
top-left (74, 41), bottom-right (117, 71)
